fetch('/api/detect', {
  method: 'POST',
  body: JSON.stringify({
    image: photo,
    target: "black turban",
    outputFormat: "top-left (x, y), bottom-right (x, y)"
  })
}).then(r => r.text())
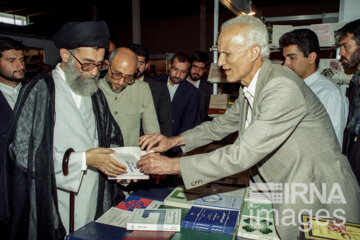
top-left (53, 21), bottom-right (110, 49)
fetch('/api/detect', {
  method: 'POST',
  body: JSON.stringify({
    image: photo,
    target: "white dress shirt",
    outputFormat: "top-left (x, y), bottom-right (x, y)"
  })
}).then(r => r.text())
top-left (167, 77), bottom-right (180, 101)
top-left (304, 70), bottom-right (349, 146)
top-left (243, 69), bottom-right (260, 129)
top-left (0, 82), bottom-right (22, 110)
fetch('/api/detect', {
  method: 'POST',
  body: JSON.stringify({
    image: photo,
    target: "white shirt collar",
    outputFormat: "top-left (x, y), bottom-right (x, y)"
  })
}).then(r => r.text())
top-left (167, 77), bottom-right (180, 101)
top-left (243, 68), bottom-right (260, 108)
top-left (52, 63), bottom-right (83, 109)
top-left (304, 70), bottom-right (321, 86)
top-left (0, 81), bottom-right (22, 110)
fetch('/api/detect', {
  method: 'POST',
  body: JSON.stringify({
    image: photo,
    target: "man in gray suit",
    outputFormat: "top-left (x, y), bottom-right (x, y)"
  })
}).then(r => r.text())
top-left (137, 15), bottom-right (360, 239)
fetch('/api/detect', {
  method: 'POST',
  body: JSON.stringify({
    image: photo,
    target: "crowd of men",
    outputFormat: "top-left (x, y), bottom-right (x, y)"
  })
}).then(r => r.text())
top-left (0, 16), bottom-right (359, 240)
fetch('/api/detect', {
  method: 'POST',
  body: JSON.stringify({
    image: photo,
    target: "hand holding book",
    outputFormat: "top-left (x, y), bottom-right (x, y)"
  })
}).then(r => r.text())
top-left (138, 133), bottom-right (185, 153)
top-left (107, 147), bottom-right (150, 180)
top-left (137, 152), bottom-right (181, 175)
top-left (85, 147), bottom-right (128, 177)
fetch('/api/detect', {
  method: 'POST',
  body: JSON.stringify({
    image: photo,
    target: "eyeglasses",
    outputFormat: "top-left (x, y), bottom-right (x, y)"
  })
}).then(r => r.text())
top-left (68, 50), bottom-right (108, 72)
top-left (109, 65), bottom-right (135, 84)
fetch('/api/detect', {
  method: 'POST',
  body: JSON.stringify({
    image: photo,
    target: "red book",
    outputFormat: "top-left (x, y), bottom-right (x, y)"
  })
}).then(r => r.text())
top-left (116, 195), bottom-right (154, 211)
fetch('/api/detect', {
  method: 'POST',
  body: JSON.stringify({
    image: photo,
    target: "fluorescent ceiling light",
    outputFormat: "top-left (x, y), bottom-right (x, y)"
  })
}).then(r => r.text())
top-left (0, 12), bottom-right (28, 26)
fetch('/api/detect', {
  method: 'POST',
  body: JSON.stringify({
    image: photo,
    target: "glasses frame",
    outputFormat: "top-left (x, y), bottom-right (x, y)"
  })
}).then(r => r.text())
top-left (109, 65), bottom-right (136, 85)
top-left (68, 50), bottom-right (108, 72)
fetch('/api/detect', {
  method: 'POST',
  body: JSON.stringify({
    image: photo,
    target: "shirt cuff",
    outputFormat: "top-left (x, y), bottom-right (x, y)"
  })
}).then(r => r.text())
top-left (81, 151), bottom-right (87, 171)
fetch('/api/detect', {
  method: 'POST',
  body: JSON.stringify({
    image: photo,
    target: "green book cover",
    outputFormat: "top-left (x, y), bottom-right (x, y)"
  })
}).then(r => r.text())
top-left (164, 186), bottom-right (199, 209)
top-left (237, 200), bottom-right (279, 240)
top-left (241, 200), bottom-right (274, 219)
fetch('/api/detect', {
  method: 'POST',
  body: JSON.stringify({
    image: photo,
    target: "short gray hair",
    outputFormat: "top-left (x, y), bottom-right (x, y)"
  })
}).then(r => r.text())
top-left (108, 48), bottom-right (118, 63)
top-left (221, 15), bottom-right (270, 58)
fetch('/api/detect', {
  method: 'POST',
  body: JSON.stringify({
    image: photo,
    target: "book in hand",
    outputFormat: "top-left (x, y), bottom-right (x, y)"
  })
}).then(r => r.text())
top-left (299, 214), bottom-right (360, 240)
top-left (108, 147), bottom-right (150, 180)
top-left (127, 209), bottom-right (181, 232)
top-left (116, 195), bottom-right (162, 211)
top-left (181, 206), bottom-right (239, 235)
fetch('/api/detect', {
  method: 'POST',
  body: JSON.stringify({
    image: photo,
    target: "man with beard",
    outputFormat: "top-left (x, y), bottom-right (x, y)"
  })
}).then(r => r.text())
top-left (161, 52), bottom-right (200, 137)
top-left (98, 47), bottom-right (160, 146)
top-left (1, 21), bottom-right (126, 240)
top-left (0, 37), bottom-right (25, 220)
top-left (187, 51), bottom-right (213, 125)
top-left (337, 19), bottom-right (360, 183)
top-left (279, 29), bottom-right (348, 147)
top-left (129, 44), bottom-right (172, 137)
top-left (157, 52), bottom-right (200, 157)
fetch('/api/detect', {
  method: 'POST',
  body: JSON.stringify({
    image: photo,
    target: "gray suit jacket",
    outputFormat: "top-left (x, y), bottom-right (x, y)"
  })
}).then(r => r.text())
top-left (180, 59), bottom-right (360, 239)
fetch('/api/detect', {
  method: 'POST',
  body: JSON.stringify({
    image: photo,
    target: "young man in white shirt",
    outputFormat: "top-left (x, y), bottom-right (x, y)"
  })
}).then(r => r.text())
top-left (280, 29), bottom-right (348, 147)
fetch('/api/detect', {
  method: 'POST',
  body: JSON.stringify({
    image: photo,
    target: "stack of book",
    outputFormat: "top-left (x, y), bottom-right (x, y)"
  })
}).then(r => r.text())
top-left (181, 191), bottom-right (245, 235)
top-left (236, 187), bottom-right (280, 240)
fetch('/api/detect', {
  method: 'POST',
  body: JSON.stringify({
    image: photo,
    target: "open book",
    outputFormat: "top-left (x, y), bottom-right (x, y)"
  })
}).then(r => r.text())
top-left (108, 147), bottom-right (150, 180)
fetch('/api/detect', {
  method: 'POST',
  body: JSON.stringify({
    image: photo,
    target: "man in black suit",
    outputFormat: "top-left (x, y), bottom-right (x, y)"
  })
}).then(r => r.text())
top-left (130, 44), bottom-right (172, 137)
top-left (0, 37), bottom-right (26, 236)
top-left (0, 37), bottom-right (25, 175)
top-left (187, 51), bottom-right (213, 125)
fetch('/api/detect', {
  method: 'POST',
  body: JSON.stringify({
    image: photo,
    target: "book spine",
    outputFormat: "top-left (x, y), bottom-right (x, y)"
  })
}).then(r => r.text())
top-left (127, 223), bottom-right (180, 232)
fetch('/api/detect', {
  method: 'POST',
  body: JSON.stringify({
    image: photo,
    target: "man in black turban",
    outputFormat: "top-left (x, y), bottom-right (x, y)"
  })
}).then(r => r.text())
top-left (1, 21), bottom-right (126, 240)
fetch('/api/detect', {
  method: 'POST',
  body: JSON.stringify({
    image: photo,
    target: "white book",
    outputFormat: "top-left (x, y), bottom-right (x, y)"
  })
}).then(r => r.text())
top-left (193, 193), bottom-right (244, 211)
top-left (108, 147), bottom-right (150, 180)
top-left (127, 209), bottom-right (181, 232)
top-left (95, 207), bottom-right (134, 228)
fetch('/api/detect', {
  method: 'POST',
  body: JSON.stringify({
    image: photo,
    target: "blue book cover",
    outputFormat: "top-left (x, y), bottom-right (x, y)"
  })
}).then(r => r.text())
top-left (181, 206), bottom-right (239, 235)
top-left (132, 187), bottom-right (173, 201)
top-left (65, 221), bottom-right (130, 240)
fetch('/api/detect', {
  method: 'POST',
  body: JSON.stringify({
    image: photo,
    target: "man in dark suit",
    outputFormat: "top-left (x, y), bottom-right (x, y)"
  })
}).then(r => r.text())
top-left (0, 37), bottom-right (25, 178)
top-left (187, 51), bottom-right (213, 125)
top-left (129, 44), bottom-right (172, 137)
top-left (337, 19), bottom-right (360, 184)
top-left (159, 52), bottom-right (200, 137)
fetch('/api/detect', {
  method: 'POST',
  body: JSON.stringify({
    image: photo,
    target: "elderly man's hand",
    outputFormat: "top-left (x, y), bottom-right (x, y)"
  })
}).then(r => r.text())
top-left (137, 152), bottom-right (181, 175)
top-left (86, 147), bottom-right (127, 177)
top-left (138, 133), bottom-right (185, 153)
top-left (138, 133), bottom-right (171, 152)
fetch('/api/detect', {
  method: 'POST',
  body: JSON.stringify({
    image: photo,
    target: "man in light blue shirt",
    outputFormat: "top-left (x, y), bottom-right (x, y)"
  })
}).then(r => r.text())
top-left (280, 29), bottom-right (348, 147)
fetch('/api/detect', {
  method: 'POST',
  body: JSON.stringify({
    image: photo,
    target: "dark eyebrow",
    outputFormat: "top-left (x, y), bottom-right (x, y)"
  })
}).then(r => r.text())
top-left (285, 53), bottom-right (297, 57)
